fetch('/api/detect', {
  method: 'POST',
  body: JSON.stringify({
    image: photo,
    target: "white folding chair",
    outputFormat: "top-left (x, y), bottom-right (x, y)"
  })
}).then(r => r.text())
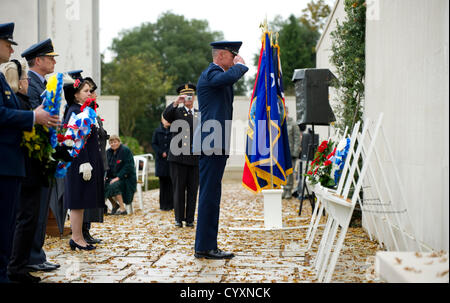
top-left (130, 155), bottom-right (147, 213)
top-left (305, 123), bottom-right (358, 250)
top-left (313, 114), bottom-right (383, 282)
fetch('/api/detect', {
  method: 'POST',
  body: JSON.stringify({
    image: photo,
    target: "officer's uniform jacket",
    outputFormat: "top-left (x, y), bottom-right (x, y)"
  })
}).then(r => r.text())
top-left (195, 62), bottom-right (249, 156)
top-left (27, 70), bottom-right (46, 109)
top-left (0, 73), bottom-right (34, 177)
top-left (163, 103), bottom-right (199, 166)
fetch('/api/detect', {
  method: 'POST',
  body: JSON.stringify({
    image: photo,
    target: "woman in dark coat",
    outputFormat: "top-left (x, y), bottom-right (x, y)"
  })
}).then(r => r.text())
top-left (151, 116), bottom-right (173, 211)
top-left (81, 77), bottom-right (108, 244)
top-left (63, 80), bottom-right (104, 251)
top-left (105, 135), bottom-right (136, 215)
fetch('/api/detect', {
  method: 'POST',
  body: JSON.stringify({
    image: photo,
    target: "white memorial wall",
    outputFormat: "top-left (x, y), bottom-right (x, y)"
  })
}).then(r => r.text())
top-left (316, 0), bottom-right (449, 251)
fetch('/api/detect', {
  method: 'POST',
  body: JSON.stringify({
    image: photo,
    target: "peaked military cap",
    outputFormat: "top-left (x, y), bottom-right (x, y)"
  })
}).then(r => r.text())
top-left (84, 77), bottom-right (97, 92)
top-left (21, 38), bottom-right (59, 61)
top-left (0, 22), bottom-right (18, 45)
top-left (176, 83), bottom-right (196, 95)
top-left (210, 41), bottom-right (242, 55)
top-left (67, 70), bottom-right (83, 81)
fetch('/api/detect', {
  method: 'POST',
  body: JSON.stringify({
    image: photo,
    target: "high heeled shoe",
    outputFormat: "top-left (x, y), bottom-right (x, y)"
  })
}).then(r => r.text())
top-left (69, 239), bottom-right (96, 251)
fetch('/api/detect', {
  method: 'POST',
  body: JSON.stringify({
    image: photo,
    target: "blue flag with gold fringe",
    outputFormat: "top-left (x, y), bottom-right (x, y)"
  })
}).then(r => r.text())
top-left (242, 31), bottom-right (292, 193)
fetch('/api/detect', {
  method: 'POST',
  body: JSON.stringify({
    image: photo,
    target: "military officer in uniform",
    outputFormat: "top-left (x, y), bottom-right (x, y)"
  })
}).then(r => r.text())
top-left (0, 22), bottom-right (59, 283)
top-left (23, 38), bottom-right (58, 109)
top-left (163, 83), bottom-right (199, 228)
top-left (20, 38), bottom-right (61, 272)
top-left (193, 41), bottom-right (248, 259)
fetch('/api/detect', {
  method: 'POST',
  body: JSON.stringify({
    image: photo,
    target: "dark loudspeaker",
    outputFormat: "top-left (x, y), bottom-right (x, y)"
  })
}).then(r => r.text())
top-left (292, 68), bottom-right (336, 126)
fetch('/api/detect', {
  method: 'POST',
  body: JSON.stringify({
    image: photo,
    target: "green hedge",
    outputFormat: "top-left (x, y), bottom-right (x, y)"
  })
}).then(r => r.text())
top-left (146, 176), bottom-right (160, 190)
top-left (120, 136), bottom-right (144, 155)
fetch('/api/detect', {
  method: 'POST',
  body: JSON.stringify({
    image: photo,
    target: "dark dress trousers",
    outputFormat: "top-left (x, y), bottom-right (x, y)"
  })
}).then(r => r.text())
top-left (0, 74), bottom-right (34, 282)
top-left (163, 103), bottom-right (199, 224)
top-left (26, 70), bottom-right (50, 266)
top-left (8, 93), bottom-right (47, 276)
top-left (151, 123), bottom-right (173, 210)
top-left (63, 103), bottom-right (105, 210)
top-left (194, 62), bottom-right (248, 251)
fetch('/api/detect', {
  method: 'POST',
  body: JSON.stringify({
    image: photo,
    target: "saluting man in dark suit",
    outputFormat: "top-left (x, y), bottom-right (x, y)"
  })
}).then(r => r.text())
top-left (163, 83), bottom-right (199, 228)
top-left (0, 22), bottom-right (59, 283)
top-left (193, 41), bottom-right (248, 259)
top-left (20, 38), bottom-right (61, 273)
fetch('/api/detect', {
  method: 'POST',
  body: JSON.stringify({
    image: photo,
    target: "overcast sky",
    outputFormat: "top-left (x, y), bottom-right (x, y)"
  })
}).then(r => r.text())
top-left (99, 0), bottom-right (329, 78)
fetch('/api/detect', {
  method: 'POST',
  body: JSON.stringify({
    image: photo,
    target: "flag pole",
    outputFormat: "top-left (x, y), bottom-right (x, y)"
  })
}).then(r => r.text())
top-left (263, 22), bottom-right (274, 189)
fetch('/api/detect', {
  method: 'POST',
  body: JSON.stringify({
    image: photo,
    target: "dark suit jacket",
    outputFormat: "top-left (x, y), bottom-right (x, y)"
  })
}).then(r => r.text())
top-left (151, 123), bottom-right (172, 177)
top-left (163, 102), bottom-right (199, 166)
top-left (0, 73), bottom-right (34, 177)
top-left (96, 115), bottom-right (109, 171)
top-left (27, 70), bottom-right (46, 109)
top-left (195, 62), bottom-right (248, 155)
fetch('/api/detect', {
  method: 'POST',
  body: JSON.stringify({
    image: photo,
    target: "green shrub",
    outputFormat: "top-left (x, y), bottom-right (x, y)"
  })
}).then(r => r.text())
top-left (147, 176), bottom-right (160, 190)
top-left (120, 136), bottom-right (144, 155)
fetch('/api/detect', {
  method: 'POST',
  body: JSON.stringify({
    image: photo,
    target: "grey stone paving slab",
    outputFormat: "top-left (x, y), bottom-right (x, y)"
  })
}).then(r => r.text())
top-left (38, 185), bottom-right (380, 283)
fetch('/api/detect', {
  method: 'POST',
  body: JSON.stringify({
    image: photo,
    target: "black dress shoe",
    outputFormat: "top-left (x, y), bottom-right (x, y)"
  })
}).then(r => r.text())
top-left (175, 221), bottom-right (182, 227)
top-left (85, 237), bottom-right (102, 244)
top-left (69, 239), bottom-right (96, 251)
top-left (8, 272), bottom-right (41, 283)
top-left (194, 249), bottom-right (235, 259)
top-left (83, 230), bottom-right (102, 244)
top-left (185, 222), bottom-right (194, 227)
top-left (26, 262), bottom-right (57, 272)
top-left (43, 261), bottom-right (60, 269)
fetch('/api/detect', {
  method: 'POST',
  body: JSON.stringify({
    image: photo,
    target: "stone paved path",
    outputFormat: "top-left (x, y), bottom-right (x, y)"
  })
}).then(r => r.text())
top-left (36, 182), bottom-right (380, 283)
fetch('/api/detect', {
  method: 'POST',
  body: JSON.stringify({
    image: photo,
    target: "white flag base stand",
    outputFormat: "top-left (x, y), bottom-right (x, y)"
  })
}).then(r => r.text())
top-left (230, 189), bottom-right (308, 231)
top-left (262, 189), bottom-right (283, 228)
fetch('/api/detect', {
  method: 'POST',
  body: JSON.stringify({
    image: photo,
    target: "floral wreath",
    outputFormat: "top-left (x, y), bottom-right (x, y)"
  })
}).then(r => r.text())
top-left (21, 73), bottom-right (64, 183)
top-left (305, 139), bottom-right (336, 188)
top-left (54, 98), bottom-right (98, 178)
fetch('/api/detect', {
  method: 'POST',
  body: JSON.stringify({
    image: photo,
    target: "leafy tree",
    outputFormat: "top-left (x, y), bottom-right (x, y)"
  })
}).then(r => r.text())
top-left (300, 0), bottom-right (332, 33)
top-left (246, 15), bottom-right (320, 96)
top-left (109, 12), bottom-right (223, 91)
top-left (330, 0), bottom-right (366, 135)
top-left (102, 12), bottom-right (224, 152)
top-left (330, 0), bottom-right (366, 227)
top-left (278, 15), bottom-right (320, 94)
top-left (102, 54), bottom-right (173, 138)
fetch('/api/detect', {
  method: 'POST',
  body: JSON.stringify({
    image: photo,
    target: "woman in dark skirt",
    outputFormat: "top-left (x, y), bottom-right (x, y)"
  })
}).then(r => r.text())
top-left (151, 116), bottom-right (173, 211)
top-left (63, 80), bottom-right (105, 251)
top-left (105, 135), bottom-right (136, 215)
top-left (81, 77), bottom-right (108, 244)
